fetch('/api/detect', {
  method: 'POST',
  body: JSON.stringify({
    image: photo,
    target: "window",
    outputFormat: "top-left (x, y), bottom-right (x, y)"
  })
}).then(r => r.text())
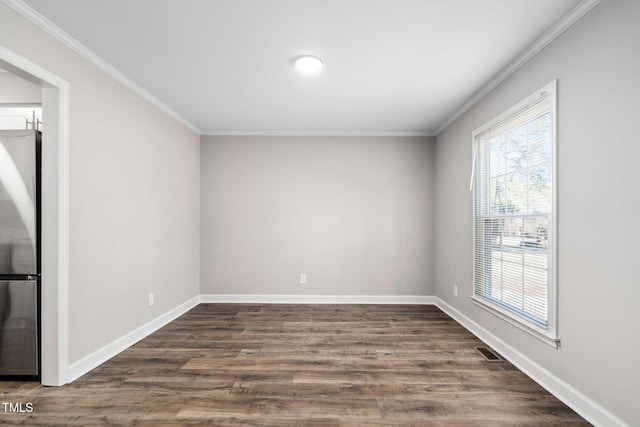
top-left (471, 81), bottom-right (558, 347)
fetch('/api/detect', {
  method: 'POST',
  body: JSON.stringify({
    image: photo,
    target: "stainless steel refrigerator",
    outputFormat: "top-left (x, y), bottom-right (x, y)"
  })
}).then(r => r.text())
top-left (0, 129), bottom-right (40, 377)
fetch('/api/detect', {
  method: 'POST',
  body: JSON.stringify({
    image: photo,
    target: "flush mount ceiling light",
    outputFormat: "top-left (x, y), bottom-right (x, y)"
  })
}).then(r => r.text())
top-left (294, 55), bottom-right (323, 73)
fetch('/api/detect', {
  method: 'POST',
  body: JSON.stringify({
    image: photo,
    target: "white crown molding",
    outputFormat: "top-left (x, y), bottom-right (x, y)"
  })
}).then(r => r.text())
top-left (2, 0), bottom-right (601, 139)
top-left (434, 0), bottom-right (602, 136)
top-left (201, 130), bottom-right (436, 138)
top-left (200, 294), bottom-right (436, 305)
top-left (1, 0), bottom-right (202, 135)
top-left (434, 297), bottom-right (630, 427)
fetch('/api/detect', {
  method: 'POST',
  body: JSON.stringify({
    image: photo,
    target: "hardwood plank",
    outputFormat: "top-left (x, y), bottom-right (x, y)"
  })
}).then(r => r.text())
top-left (0, 303), bottom-right (590, 425)
top-left (291, 369), bottom-right (462, 385)
top-left (177, 396), bottom-right (381, 419)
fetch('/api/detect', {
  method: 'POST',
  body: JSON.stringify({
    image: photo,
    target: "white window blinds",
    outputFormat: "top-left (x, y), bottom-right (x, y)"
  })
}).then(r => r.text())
top-left (472, 82), bottom-right (557, 335)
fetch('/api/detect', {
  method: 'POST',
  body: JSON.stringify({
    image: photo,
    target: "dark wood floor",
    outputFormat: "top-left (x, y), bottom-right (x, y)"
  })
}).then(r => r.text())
top-left (0, 304), bottom-right (589, 426)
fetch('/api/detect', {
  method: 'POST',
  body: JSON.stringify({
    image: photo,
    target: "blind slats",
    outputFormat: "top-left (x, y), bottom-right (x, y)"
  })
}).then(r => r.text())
top-left (476, 94), bottom-right (550, 142)
top-left (473, 88), bottom-right (553, 328)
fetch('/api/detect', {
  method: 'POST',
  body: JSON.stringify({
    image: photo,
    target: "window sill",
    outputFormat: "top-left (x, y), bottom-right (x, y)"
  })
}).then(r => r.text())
top-left (471, 295), bottom-right (560, 349)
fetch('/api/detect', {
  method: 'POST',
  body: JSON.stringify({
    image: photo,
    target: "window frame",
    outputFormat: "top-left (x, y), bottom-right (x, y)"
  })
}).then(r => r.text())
top-left (471, 80), bottom-right (559, 348)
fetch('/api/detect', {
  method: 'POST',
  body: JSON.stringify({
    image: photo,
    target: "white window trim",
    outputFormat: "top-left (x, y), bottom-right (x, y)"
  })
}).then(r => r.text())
top-left (471, 80), bottom-right (559, 349)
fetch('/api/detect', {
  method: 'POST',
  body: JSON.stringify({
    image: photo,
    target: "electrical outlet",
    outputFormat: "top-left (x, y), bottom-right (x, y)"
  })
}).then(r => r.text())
top-left (300, 274), bottom-right (307, 284)
top-left (148, 293), bottom-right (154, 307)
top-left (453, 285), bottom-right (458, 297)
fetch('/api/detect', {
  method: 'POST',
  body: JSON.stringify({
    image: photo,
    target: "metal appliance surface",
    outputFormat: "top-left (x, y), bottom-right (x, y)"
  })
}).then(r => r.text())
top-left (0, 129), bottom-right (40, 377)
top-left (0, 281), bottom-right (38, 375)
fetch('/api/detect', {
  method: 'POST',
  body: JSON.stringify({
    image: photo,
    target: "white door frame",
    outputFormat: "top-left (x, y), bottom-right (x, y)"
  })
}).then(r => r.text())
top-left (0, 45), bottom-right (69, 386)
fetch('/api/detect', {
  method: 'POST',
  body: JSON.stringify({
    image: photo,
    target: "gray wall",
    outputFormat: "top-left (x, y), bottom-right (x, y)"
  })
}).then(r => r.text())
top-left (0, 71), bottom-right (41, 103)
top-left (201, 135), bottom-right (435, 297)
top-left (434, 1), bottom-right (639, 425)
top-left (0, 3), bottom-right (201, 365)
top-left (3, 0), bottom-right (635, 423)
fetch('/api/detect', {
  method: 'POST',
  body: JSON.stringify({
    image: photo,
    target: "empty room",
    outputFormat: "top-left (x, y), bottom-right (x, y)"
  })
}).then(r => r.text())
top-left (0, 0), bottom-right (638, 425)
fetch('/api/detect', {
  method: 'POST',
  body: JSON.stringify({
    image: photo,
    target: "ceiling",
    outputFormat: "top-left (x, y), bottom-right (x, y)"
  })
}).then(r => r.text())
top-left (20, 0), bottom-right (587, 136)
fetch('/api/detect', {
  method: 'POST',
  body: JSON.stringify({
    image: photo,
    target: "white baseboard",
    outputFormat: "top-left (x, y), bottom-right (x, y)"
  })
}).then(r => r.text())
top-left (65, 294), bottom-right (432, 382)
top-left (433, 297), bottom-right (629, 427)
top-left (63, 293), bottom-right (627, 427)
top-left (66, 295), bottom-right (200, 383)
top-left (199, 294), bottom-right (436, 305)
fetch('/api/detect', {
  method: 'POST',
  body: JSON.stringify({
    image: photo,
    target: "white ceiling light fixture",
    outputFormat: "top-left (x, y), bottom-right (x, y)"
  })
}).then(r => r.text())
top-left (294, 55), bottom-right (323, 73)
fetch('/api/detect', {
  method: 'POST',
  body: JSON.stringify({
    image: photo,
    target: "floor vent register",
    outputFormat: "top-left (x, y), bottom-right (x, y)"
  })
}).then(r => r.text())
top-left (474, 346), bottom-right (504, 362)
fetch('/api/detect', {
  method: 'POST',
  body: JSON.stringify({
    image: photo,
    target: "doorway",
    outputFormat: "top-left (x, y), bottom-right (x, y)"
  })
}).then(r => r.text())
top-left (0, 44), bottom-right (69, 386)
